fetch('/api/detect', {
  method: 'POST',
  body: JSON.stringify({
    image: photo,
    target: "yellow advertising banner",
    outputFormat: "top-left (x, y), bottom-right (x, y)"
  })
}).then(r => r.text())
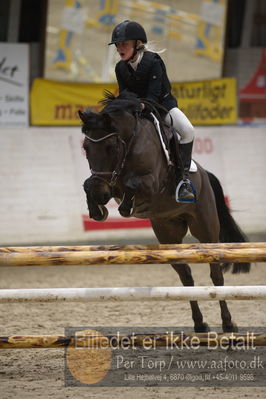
top-left (31, 77), bottom-right (237, 126)
top-left (172, 78), bottom-right (237, 125)
top-left (30, 79), bottom-right (118, 126)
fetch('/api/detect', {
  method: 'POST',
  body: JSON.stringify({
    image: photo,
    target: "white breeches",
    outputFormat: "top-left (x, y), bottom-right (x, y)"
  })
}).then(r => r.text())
top-left (164, 107), bottom-right (194, 144)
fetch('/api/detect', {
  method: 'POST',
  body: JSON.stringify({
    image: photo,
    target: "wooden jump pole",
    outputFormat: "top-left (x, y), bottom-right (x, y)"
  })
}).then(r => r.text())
top-left (1, 331), bottom-right (266, 349)
top-left (1, 242), bottom-right (265, 254)
top-left (0, 245), bottom-right (266, 267)
top-left (1, 286), bottom-right (266, 303)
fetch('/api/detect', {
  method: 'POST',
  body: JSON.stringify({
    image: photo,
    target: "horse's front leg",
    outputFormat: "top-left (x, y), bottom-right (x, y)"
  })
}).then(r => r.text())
top-left (118, 174), bottom-right (157, 217)
top-left (83, 177), bottom-right (109, 221)
top-left (118, 176), bottom-right (142, 217)
top-left (210, 263), bottom-right (238, 332)
top-left (86, 194), bottom-right (109, 221)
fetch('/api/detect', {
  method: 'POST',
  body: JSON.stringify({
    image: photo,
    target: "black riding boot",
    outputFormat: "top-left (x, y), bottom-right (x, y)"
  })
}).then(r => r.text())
top-left (176, 141), bottom-right (196, 203)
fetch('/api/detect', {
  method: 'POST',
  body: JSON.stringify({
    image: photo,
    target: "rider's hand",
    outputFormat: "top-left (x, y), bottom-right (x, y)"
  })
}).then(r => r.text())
top-left (141, 103), bottom-right (145, 110)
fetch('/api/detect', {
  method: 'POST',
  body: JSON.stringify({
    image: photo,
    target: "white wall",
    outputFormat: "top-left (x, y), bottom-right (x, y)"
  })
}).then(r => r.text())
top-left (0, 126), bottom-right (265, 245)
top-left (194, 126), bottom-right (266, 236)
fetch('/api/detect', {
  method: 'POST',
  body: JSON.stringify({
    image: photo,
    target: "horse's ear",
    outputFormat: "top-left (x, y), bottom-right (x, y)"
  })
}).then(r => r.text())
top-left (78, 110), bottom-right (86, 123)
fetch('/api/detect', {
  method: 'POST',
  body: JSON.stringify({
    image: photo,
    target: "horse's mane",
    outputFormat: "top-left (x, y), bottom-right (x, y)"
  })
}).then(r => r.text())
top-left (80, 90), bottom-right (141, 133)
top-left (99, 90), bottom-right (142, 114)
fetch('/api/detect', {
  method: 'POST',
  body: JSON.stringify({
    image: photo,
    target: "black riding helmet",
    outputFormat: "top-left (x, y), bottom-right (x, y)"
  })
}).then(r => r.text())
top-left (109, 20), bottom-right (147, 45)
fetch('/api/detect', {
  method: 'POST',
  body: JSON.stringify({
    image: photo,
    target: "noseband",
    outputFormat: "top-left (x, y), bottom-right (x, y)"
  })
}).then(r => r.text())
top-left (84, 119), bottom-right (138, 188)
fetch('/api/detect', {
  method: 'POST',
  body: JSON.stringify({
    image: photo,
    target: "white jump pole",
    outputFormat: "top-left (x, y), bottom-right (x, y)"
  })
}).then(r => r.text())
top-left (0, 285), bottom-right (266, 303)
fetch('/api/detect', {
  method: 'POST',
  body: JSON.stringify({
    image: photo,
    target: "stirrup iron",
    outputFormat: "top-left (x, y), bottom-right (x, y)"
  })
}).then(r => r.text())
top-left (175, 179), bottom-right (197, 203)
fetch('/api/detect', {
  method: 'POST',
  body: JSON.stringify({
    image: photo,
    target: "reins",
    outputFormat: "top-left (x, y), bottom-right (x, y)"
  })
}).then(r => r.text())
top-left (140, 98), bottom-right (173, 126)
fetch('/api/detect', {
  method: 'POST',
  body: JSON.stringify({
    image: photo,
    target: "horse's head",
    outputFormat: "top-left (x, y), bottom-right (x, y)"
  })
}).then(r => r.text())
top-left (79, 91), bottom-right (142, 221)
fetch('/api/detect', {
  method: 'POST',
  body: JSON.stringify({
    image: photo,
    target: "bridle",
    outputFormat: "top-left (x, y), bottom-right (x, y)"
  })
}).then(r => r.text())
top-left (84, 117), bottom-right (138, 188)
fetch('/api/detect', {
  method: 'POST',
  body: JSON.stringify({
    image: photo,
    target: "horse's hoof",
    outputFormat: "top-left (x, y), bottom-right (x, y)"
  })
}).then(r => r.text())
top-left (222, 321), bottom-right (238, 333)
top-left (91, 205), bottom-right (109, 222)
top-left (194, 322), bottom-right (210, 333)
top-left (118, 205), bottom-right (132, 218)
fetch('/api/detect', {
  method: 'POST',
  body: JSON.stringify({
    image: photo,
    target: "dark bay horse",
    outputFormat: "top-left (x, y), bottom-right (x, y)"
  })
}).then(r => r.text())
top-left (78, 91), bottom-right (250, 333)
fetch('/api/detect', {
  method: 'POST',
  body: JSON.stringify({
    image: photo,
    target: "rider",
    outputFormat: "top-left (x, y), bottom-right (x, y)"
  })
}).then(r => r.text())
top-left (109, 20), bottom-right (196, 203)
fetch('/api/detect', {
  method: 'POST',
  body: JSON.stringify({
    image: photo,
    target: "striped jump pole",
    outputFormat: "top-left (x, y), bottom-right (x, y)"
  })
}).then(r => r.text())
top-left (1, 285), bottom-right (266, 303)
top-left (0, 242), bottom-right (266, 267)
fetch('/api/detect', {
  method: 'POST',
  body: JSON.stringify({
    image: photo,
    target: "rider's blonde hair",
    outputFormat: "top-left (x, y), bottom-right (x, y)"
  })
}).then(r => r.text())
top-left (137, 40), bottom-right (166, 54)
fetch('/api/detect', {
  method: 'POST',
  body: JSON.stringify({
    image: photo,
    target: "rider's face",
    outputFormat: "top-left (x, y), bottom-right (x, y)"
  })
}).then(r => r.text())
top-left (116, 40), bottom-right (135, 61)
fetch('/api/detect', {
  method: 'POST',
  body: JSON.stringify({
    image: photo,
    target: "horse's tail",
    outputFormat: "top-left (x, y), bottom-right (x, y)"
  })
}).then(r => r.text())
top-left (206, 171), bottom-right (251, 274)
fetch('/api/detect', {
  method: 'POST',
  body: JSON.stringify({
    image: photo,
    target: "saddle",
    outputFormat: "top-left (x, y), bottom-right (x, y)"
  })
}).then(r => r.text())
top-left (140, 102), bottom-right (197, 172)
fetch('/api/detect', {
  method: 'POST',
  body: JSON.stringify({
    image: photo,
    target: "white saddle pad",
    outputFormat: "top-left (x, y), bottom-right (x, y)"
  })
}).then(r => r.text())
top-left (190, 160), bottom-right (197, 172)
